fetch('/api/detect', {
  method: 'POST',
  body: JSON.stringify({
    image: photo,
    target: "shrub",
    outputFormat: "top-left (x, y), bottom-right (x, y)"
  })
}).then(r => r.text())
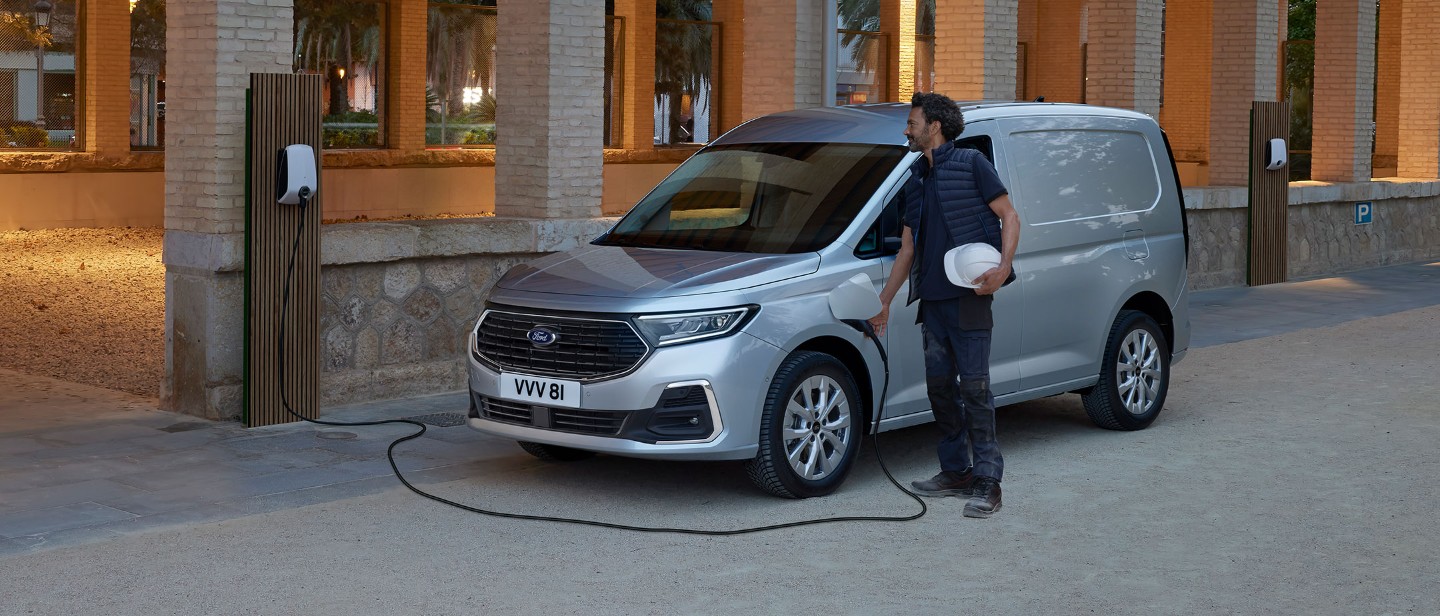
top-left (8, 126), bottom-right (48, 147)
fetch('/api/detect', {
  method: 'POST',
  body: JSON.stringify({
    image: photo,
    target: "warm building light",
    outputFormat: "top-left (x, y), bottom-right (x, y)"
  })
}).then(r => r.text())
top-left (129, 0), bottom-right (137, 12)
top-left (337, 67), bottom-right (346, 79)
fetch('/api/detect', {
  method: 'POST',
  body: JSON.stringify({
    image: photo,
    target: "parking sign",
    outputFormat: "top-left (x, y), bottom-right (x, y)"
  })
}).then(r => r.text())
top-left (1355, 202), bottom-right (1373, 225)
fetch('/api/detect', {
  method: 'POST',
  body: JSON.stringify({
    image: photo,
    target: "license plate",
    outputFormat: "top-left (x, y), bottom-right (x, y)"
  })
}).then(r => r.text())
top-left (499, 373), bottom-right (581, 409)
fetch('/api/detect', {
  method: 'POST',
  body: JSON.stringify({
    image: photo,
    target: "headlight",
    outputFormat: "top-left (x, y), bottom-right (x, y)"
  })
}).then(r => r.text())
top-left (634, 306), bottom-right (756, 347)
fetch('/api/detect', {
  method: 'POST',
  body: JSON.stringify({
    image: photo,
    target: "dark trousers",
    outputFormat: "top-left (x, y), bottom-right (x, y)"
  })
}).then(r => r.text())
top-left (920, 300), bottom-right (1004, 481)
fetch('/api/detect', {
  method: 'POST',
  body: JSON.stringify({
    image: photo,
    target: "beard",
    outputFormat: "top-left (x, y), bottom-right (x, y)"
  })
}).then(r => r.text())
top-left (906, 126), bottom-right (930, 152)
top-left (906, 134), bottom-right (925, 152)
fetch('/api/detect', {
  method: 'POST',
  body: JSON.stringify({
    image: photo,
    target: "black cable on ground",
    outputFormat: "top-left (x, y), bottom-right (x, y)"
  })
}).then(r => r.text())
top-left (274, 199), bottom-right (925, 535)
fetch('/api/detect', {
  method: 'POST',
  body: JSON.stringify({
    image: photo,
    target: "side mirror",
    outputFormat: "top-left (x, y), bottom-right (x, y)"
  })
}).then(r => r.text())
top-left (882, 237), bottom-right (903, 254)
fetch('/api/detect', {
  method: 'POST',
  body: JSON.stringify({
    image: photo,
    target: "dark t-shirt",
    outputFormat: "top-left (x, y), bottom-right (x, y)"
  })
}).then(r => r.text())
top-left (915, 151), bottom-right (1009, 302)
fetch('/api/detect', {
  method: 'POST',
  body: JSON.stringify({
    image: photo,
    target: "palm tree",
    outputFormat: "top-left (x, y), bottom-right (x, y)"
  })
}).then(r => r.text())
top-left (655, 0), bottom-right (711, 143)
top-left (836, 0), bottom-right (934, 83)
top-left (294, 0), bottom-right (383, 117)
top-left (129, 0), bottom-right (164, 68)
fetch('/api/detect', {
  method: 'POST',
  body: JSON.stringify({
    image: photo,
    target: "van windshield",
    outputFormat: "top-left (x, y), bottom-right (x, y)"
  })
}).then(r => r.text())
top-left (597, 142), bottom-right (907, 254)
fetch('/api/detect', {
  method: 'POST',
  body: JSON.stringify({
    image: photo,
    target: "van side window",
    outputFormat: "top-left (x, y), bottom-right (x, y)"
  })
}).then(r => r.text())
top-left (955, 135), bottom-right (994, 163)
top-left (1005, 130), bottom-right (1161, 224)
top-left (855, 190), bottom-right (904, 259)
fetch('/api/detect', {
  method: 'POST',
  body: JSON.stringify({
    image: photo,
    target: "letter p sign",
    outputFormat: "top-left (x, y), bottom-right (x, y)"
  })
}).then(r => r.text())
top-left (1354, 202), bottom-right (1373, 226)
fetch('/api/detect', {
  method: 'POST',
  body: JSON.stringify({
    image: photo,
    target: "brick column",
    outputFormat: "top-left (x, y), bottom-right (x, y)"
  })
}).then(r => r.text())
top-left (934, 0), bottom-right (1017, 101)
top-left (613, 0), bottom-right (655, 150)
top-left (1017, 0), bottom-right (1036, 99)
top-left (1373, 0), bottom-right (1401, 176)
top-left (1029, 0), bottom-right (1083, 103)
top-left (1310, 0), bottom-right (1376, 182)
top-left (1207, 0), bottom-right (1279, 186)
top-left (714, 0), bottom-right (824, 131)
top-left (82, 0), bottom-right (130, 154)
top-left (794, 0), bottom-right (825, 108)
top-left (1398, 0), bottom-right (1440, 178)
top-left (1085, 0), bottom-right (1163, 117)
top-left (1159, 0), bottom-right (1212, 165)
top-left (881, 0), bottom-right (918, 101)
top-left (494, 0), bottom-right (604, 218)
top-left (163, 0), bottom-right (293, 418)
top-left (714, 1), bottom-right (745, 132)
top-left (387, 0), bottom-right (427, 152)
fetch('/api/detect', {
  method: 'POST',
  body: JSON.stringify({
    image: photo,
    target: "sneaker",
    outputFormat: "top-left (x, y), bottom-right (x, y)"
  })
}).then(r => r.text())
top-left (963, 477), bottom-right (1002, 518)
top-left (910, 469), bottom-right (977, 497)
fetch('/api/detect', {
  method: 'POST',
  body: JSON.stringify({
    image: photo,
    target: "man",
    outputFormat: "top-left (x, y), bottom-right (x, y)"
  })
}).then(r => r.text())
top-left (868, 92), bottom-right (1020, 518)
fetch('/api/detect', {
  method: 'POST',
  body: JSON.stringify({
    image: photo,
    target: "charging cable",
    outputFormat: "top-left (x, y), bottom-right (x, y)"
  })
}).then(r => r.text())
top-left (274, 200), bottom-right (925, 534)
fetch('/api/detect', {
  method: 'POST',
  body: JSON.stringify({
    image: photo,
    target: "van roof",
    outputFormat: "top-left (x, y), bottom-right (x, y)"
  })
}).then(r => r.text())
top-left (712, 102), bottom-right (1156, 146)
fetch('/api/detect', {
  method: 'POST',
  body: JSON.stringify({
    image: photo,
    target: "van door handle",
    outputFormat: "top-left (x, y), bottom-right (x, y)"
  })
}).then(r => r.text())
top-left (1123, 230), bottom-right (1149, 260)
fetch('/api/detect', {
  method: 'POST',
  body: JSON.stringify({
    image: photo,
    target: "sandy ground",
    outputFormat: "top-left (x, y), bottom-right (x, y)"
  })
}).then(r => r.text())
top-left (2, 305), bottom-right (1438, 614)
top-left (0, 227), bottom-right (165, 398)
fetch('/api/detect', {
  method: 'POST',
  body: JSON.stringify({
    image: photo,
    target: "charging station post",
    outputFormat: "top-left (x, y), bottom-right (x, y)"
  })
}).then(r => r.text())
top-left (244, 73), bottom-right (324, 427)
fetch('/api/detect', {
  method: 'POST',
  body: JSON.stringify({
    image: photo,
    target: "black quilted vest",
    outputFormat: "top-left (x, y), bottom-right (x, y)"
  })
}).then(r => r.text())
top-left (902, 142), bottom-right (1003, 305)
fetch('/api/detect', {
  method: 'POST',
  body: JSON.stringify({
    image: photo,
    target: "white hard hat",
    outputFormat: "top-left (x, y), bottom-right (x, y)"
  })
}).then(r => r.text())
top-left (944, 243), bottom-right (1002, 288)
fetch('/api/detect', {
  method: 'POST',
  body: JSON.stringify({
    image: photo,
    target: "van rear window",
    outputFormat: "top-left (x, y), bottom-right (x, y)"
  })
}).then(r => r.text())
top-left (1006, 130), bottom-right (1161, 225)
top-left (597, 143), bottom-right (906, 254)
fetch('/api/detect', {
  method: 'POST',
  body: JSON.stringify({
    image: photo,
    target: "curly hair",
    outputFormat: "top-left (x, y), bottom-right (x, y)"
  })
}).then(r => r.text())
top-left (910, 92), bottom-right (964, 142)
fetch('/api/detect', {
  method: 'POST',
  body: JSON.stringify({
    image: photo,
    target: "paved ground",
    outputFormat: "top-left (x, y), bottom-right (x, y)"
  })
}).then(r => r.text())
top-left (2, 260), bottom-right (1439, 615)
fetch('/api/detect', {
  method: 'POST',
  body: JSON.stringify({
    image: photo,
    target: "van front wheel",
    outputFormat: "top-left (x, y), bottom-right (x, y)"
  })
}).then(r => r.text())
top-left (1082, 310), bottom-right (1170, 431)
top-left (745, 352), bottom-right (863, 498)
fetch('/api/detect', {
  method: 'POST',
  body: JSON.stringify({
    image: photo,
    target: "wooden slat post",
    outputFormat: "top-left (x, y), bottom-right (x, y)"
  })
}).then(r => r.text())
top-left (1248, 100), bottom-right (1291, 286)
top-left (245, 74), bottom-right (324, 427)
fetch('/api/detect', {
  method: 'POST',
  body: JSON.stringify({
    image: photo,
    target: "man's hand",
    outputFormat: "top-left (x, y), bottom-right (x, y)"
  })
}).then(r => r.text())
top-left (867, 305), bottom-right (890, 337)
top-left (974, 264), bottom-right (1012, 296)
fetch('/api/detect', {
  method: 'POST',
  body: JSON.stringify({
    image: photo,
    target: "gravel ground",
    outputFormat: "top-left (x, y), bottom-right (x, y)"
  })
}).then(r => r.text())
top-left (0, 227), bottom-right (164, 398)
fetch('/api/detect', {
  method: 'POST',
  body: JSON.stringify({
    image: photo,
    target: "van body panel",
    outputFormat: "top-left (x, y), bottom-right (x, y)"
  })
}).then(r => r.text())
top-left (496, 244), bottom-right (820, 299)
top-left (995, 114), bottom-right (1188, 389)
top-left (466, 102), bottom-right (1192, 469)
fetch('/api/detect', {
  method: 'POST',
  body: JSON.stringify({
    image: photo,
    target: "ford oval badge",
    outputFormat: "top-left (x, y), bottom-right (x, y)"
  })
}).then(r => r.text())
top-left (527, 326), bottom-right (559, 347)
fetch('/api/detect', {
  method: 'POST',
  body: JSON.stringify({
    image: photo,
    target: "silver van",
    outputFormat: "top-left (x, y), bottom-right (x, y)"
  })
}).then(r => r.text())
top-left (465, 102), bottom-right (1191, 497)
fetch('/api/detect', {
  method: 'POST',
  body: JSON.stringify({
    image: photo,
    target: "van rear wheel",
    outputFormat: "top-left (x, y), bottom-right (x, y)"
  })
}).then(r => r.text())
top-left (1082, 310), bottom-right (1170, 431)
top-left (745, 351), bottom-right (863, 498)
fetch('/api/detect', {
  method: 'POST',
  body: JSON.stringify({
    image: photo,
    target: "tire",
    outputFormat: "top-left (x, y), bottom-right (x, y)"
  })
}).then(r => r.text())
top-left (517, 441), bottom-right (595, 462)
top-left (1082, 310), bottom-right (1171, 431)
top-left (745, 351), bottom-right (864, 498)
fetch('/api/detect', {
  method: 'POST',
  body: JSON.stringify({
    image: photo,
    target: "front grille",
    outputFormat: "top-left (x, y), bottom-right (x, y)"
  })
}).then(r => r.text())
top-left (551, 408), bottom-right (626, 435)
top-left (478, 395), bottom-right (626, 436)
top-left (474, 310), bottom-right (649, 380)
top-left (480, 396), bottom-right (532, 425)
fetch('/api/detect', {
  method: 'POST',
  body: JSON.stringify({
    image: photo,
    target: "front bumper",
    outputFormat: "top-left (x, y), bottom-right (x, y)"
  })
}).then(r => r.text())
top-left (466, 330), bottom-right (781, 461)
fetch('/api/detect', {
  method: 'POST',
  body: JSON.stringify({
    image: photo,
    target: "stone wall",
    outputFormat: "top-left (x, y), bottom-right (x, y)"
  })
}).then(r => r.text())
top-left (316, 217), bottom-right (614, 407)
top-left (1184, 180), bottom-right (1440, 289)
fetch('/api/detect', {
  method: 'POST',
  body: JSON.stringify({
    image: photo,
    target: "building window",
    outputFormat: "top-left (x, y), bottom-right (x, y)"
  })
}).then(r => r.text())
top-left (0, 0), bottom-right (79, 149)
top-left (295, 0), bottom-right (386, 149)
top-left (835, 0), bottom-right (883, 106)
top-left (426, 2), bottom-right (621, 148)
top-left (915, 0), bottom-right (934, 94)
top-left (655, 0), bottom-right (716, 145)
top-left (130, 0), bottom-right (164, 149)
top-left (426, 0), bottom-right (496, 147)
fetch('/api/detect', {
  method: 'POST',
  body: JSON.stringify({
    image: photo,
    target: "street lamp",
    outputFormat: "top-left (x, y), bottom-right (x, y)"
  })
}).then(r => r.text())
top-left (34, 0), bottom-right (52, 132)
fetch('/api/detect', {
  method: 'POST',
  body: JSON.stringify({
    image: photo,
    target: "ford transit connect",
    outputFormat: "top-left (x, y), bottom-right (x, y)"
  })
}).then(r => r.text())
top-left (465, 102), bottom-right (1191, 497)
